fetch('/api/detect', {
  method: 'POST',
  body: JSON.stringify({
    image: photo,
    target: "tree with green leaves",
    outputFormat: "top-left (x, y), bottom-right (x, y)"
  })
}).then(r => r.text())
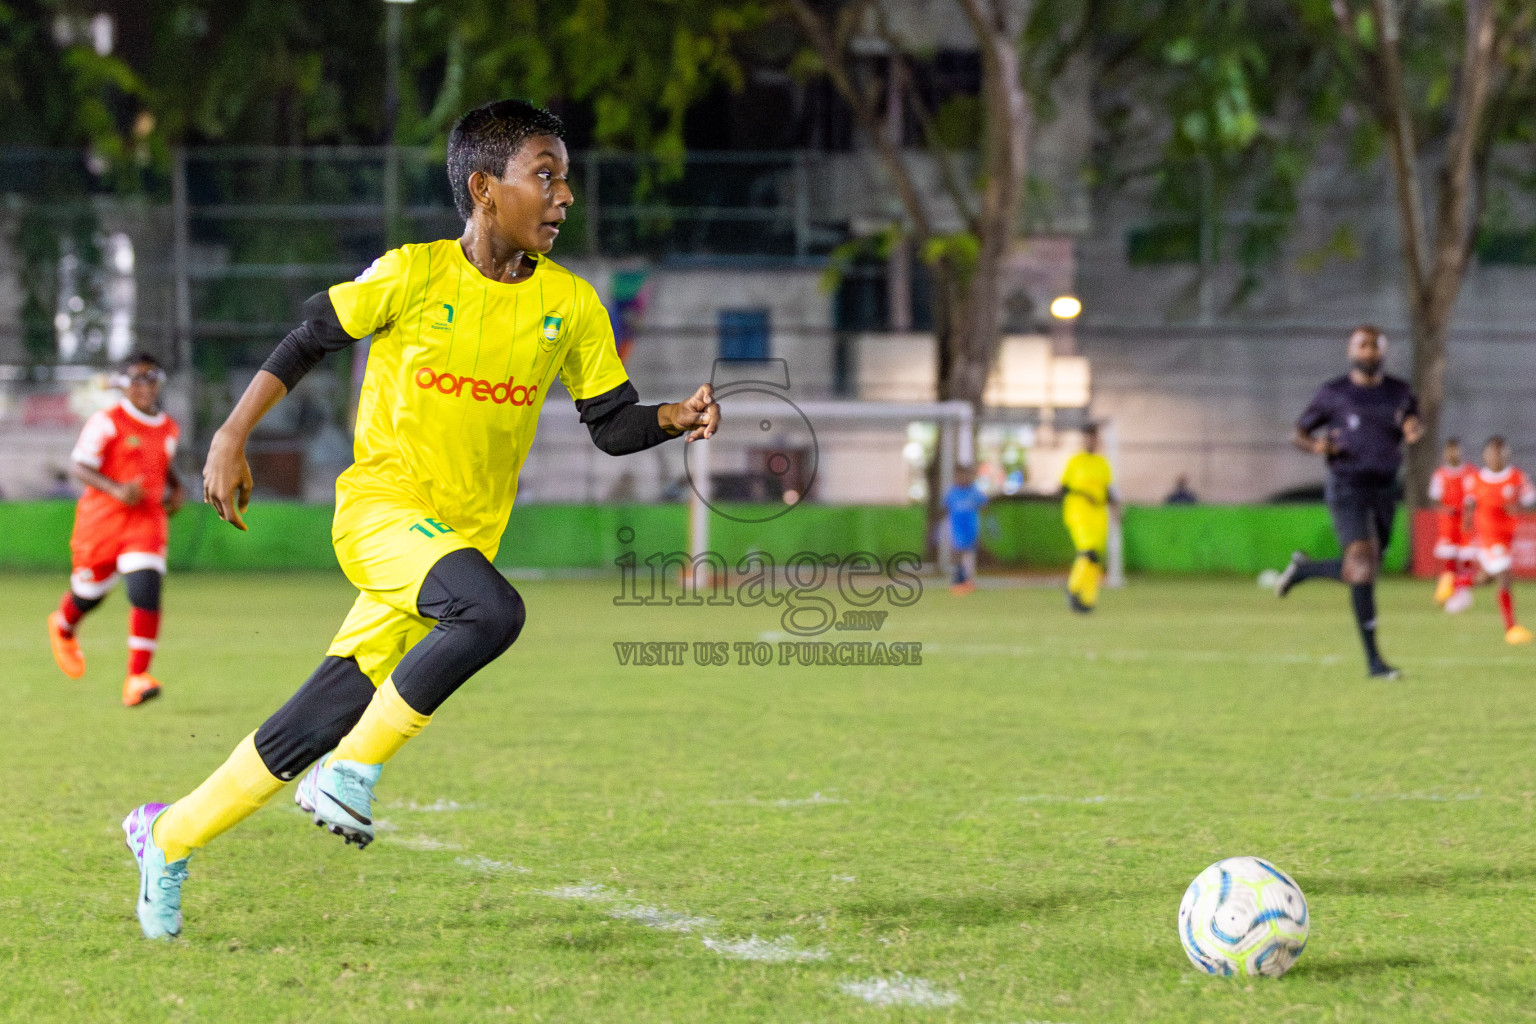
top-left (1300, 0), bottom-right (1535, 506)
top-left (1029, 0), bottom-right (1536, 507)
top-left (785, 0), bottom-right (1031, 414)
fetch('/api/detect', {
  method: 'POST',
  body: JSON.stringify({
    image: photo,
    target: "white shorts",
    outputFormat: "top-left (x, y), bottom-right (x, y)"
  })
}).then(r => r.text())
top-left (1478, 544), bottom-right (1513, 576)
top-left (70, 552), bottom-right (168, 599)
top-left (1432, 539), bottom-right (1476, 561)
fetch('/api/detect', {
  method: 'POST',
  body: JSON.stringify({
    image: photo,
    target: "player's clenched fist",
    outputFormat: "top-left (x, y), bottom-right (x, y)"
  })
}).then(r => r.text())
top-left (660, 384), bottom-right (720, 442)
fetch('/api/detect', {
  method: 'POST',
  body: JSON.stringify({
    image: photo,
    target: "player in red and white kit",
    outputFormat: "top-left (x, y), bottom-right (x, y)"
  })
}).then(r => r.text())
top-left (1464, 435), bottom-right (1535, 645)
top-left (47, 352), bottom-right (184, 705)
top-left (1428, 437), bottom-right (1477, 610)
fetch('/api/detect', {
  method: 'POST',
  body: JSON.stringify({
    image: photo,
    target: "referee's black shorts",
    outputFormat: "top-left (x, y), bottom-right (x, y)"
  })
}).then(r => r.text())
top-left (1325, 472), bottom-right (1398, 552)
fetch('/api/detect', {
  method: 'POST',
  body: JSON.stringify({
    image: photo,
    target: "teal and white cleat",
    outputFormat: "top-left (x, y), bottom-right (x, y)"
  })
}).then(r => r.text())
top-left (122, 802), bottom-right (190, 940)
top-left (296, 753), bottom-right (381, 849)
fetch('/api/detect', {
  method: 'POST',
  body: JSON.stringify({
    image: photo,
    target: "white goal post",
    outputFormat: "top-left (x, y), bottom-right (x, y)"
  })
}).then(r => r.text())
top-left (688, 398), bottom-right (975, 577)
top-left (1101, 417), bottom-right (1126, 589)
top-left (687, 399), bottom-right (1125, 586)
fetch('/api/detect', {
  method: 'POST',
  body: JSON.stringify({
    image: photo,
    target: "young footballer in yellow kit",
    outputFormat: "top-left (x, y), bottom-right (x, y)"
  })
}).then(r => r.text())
top-left (1061, 423), bottom-right (1118, 613)
top-left (122, 100), bottom-right (720, 940)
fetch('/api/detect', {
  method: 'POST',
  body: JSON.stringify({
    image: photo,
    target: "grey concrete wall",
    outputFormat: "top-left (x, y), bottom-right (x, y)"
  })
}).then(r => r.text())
top-left (1074, 139), bottom-right (1536, 504)
top-left (563, 260), bottom-right (836, 400)
top-left (1082, 322), bottom-right (1536, 505)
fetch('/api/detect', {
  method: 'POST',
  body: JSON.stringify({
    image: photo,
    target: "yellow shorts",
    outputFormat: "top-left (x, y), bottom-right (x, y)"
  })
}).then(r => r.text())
top-left (1064, 509), bottom-right (1109, 556)
top-left (326, 500), bottom-right (480, 686)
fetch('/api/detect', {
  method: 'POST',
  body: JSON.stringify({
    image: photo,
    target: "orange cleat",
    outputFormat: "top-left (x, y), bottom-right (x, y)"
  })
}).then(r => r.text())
top-left (1506, 625), bottom-right (1534, 646)
top-left (48, 612), bottom-right (86, 679)
top-left (1434, 570), bottom-right (1456, 605)
top-left (123, 673), bottom-right (162, 707)
top-left (949, 581), bottom-right (977, 596)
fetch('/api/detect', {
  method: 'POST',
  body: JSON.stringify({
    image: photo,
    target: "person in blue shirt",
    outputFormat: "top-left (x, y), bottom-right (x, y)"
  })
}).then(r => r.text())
top-left (944, 466), bottom-right (987, 594)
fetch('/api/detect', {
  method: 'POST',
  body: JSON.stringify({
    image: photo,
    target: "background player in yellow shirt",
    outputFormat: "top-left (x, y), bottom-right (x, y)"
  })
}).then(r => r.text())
top-left (1060, 424), bottom-right (1119, 613)
top-left (121, 100), bottom-right (720, 940)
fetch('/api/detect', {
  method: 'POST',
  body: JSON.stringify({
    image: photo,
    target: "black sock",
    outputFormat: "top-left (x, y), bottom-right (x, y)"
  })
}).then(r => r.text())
top-left (1294, 558), bottom-right (1343, 584)
top-left (1350, 583), bottom-right (1382, 665)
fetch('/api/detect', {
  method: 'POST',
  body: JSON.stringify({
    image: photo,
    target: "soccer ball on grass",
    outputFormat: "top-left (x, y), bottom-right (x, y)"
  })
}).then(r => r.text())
top-left (1178, 856), bottom-right (1308, 977)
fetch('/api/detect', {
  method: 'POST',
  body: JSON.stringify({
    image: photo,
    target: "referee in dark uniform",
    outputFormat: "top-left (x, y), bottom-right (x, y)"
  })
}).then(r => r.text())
top-left (1275, 325), bottom-right (1424, 679)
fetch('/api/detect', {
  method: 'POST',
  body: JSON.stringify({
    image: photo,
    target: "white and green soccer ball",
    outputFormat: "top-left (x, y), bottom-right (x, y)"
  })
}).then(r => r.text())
top-left (1178, 856), bottom-right (1308, 977)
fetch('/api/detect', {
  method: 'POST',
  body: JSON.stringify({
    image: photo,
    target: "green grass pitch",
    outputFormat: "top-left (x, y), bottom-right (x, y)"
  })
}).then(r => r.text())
top-left (5, 569), bottom-right (1536, 1022)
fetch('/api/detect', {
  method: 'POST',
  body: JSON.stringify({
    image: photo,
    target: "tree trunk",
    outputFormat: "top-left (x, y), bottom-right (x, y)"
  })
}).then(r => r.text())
top-left (785, 0), bottom-right (1030, 562)
top-left (1404, 302), bottom-right (1449, 511)
top-left (1366, 0), bottom-right (1494, 509)
top-left (924, 244), bottom-right (1011, 558)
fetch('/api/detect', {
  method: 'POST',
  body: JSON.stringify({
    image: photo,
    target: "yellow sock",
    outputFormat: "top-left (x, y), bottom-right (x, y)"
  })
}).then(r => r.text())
top-left (331, 677), bottom-right (432, 766)
top-left (152, 732), bottom-right (284, 861)
top-left (1081, 559), bottom-right (1103, 607)
top-left (1067, 554), bottom-right (1089, 598)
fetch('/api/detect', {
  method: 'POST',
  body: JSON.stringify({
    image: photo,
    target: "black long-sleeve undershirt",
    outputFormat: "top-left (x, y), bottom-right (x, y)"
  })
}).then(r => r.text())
top-left (573, 380), bottom-right (676, 455)
top-left (260, 291), bottom-right (357, 392)
top-left (260, 290), bottom-right (676, 457)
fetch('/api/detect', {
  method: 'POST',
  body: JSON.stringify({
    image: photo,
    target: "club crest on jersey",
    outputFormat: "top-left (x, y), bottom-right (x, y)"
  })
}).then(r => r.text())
top-left (429, 303), bottom-right (454, 331)
top-left (541, 313), bottom-right (563, 342)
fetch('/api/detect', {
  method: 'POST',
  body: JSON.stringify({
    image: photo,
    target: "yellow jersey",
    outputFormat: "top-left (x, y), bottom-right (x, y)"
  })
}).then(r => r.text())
top-left (329, 239), bottom-right (629, 556)
top-left (1061, 451), bottom-right (1114, 522)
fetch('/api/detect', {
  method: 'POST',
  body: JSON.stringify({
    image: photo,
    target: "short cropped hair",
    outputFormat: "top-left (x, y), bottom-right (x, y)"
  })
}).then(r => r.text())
top-left (1350, 324), bottom-right (1386, 345)
top-left (123, 350), bottom-right (162, 370)
top-left (447, 99), bottom-right (566, 220)
top-left (1445, 436), bottom-right (1461, 446)
top-left (1487, 435), bottom-right (1507, 449)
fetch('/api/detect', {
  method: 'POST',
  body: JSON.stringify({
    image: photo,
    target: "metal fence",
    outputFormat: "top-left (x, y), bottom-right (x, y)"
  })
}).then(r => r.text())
top-left (1, 145), bottom-right (848, 447)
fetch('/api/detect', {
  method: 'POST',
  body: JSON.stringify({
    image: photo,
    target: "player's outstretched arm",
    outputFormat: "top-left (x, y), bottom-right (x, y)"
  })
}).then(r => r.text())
top-left (205, 290), bottom-right (363, 530)
top-left (575, 382), bottom-right (719, 455)
top-left (204, 371), bottom-right (286, 531)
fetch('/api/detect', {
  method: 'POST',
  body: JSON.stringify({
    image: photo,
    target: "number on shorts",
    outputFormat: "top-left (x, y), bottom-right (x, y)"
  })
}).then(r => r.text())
top-left (408, 518), bottom-right (455, 539)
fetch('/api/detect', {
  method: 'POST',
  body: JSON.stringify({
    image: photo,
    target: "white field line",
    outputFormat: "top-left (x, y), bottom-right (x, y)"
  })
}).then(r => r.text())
top-left (772, 792), bottom-right (842, 806)
top-left (538, 882), bottom-right (970, 1005)
top-left (537, 881), bottom-right (837, 967)
top-left (1324, 790), bottom-right (1482, 802)
top-left (539, 883), bottom-right (713, 932)
top-left (838, 974), bottom-right (961, 1008)
top-left (702, 935), bottom-right (829, 962)
top-left (1019, 791), bottom-right (1485, 804)
top-left (609, 905), bottom-right (716, 933)
top-left (708, 792), bottom-right (843, 807)
top-left (923, 641), bottom-right (1532, 669)
top-left (390, 834), bottom-right (463, 851)
top-left (394, 799), bottom-right (476, 812)
top-left (540, 882), bottom-right (619, 901)
top-left (456, 855), bottom-right (531, 874)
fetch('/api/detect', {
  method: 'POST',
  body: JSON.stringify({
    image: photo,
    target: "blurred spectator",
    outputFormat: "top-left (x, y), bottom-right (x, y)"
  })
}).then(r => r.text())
top-left (945, 465), bottom-right (986, 595)
top-left (46, 468), bottom-right (76, 499)
top-left (1164, 474), bottom-right (1198, 505)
